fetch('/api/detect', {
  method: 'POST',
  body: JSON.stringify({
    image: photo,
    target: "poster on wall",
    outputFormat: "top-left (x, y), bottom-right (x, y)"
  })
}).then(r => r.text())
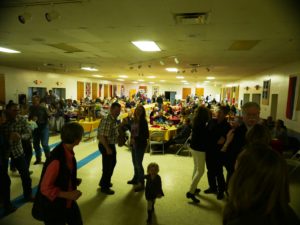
top-left (113, 85), bottom-right (117, 97)
top-left (99, 84), bottom-right (103, 97)
top-left (262, 79), bottom-right (271, 105)
top-left (152, 86), bottom-right (159, 95)
top-left (85, 82), bottom-right (91, 97)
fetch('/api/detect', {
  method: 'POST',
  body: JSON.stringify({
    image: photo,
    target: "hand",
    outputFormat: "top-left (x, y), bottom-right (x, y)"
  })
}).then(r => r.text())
top-left (66, 190), bottom-right (82, 200)
top-left (10, 132), bottom-right (21, 141)
top-left (217, 136), bottom-right (225, 145)
top-left (106, 148), bottom-right (113, 155)
top-left (76, 178), bottom-right (82, 186)
top-left (226, 129), bottom-right (235, 144)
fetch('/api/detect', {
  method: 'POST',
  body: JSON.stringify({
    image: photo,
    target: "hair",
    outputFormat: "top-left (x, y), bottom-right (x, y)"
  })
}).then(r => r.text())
top-left (111, 102), bottom-right (121, 109)
top-left (276, 119), bottom-right (286, 129)
top-left (134, 104), bottom-right (146, 123)
top-left (223, 143), bottom-right (290, 223)
top-left (246, 124), bottom-right (271, 145)
top-left (192, 106), bottom-right (210, 127)
top-left (60, 122), bottom-right (84, 144)
top-left (6, 102), bottom-right (18, 110)
top-left (241, 102), bottom-right (260, 115)
top-left (218, 105), bottom-right (229, 115)
top-left (147, 162), bottom-right (159, 174)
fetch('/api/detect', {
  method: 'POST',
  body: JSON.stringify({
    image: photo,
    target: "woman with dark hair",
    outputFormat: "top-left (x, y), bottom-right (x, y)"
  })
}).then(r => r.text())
top-left (272, 119), bottom-right (288, 147)
top-left (223, 143), bottom-right (300, 225)
top-left (186, 106), bottom-right (211, 203)
top-left (127, 104), bottom-right (149, 192)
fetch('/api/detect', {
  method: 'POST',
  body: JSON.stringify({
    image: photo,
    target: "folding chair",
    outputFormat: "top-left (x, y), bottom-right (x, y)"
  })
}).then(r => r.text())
top-left (176, 135), bottom-right (191, 156)
top-left (149, 131), bottom-right (165, 154)
top-left (286, 149), bottom-right (300, 175)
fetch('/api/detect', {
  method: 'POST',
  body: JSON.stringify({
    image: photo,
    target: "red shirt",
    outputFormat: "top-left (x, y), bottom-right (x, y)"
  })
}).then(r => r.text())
top-left (40, 144), bottom-right (75, 208)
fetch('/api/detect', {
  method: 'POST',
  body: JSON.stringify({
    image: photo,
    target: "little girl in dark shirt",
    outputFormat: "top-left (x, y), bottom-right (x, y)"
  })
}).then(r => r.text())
top-left (144, 162), bottom-right (164, 224)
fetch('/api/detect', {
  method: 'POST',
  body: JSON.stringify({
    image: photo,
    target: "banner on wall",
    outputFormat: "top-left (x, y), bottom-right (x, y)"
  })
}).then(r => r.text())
top-left (85, 82), bottom-right (91, 97)
top-left (99, 84), bottom-right (103, 97)
top-left (286, 76), bottom-right (297, 119)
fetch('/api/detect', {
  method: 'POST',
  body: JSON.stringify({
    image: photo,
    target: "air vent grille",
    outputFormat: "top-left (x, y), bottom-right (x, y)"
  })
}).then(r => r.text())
top-left (174, 12), bottom-right (209, 25)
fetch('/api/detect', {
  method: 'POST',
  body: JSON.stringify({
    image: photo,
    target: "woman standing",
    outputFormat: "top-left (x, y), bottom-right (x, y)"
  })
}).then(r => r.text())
top-left (127, 104), bottom-right (149, 192)
top-left (186, 106), bottom-right (210, 203)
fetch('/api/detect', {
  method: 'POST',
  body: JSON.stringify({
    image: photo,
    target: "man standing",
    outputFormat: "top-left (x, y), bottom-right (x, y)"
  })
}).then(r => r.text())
top-left (97, 102), bottom-right (121, 195)
top-left (29, 95), bottom-right (50, 164)
top-left (221, 102), bottom-right (260, 189)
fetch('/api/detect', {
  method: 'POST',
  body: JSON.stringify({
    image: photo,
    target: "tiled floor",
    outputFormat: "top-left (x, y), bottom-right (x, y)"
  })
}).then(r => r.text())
top-left (1, 134), bottom-right (299, 225)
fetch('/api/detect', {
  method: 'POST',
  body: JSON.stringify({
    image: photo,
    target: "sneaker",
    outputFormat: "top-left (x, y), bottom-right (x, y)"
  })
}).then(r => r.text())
top-left (204, 188), bottom-right (217, 194)
top-left (195, 188), bottom-right (201, 194)
top-left (217, 192), bottom-right (224, 200)
top-left (134, 185), bottom-right (145, 192)
top-left (100, 188), bottom-right (115, 195)
top-left (186, 192), bottom-right (200, 203)
top-left (127, 179), bottom-right (137, 185)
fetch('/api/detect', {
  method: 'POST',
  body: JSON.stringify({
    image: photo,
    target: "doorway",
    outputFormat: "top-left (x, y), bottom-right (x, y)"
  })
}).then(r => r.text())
top-left (270, 94), bottom-right (278, 120)
top-left (165, 91), bottom-right (177, 105)
top-left (52, 88), bottom-right (66, 100)
top-left (243, 93), bottom-right (250, 104)
top-left (252, 94), bottom-right (261, 105)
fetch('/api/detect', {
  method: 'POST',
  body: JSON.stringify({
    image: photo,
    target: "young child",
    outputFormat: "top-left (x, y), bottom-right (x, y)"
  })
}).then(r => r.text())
top-left (144, 162), bottom-right (164, 224)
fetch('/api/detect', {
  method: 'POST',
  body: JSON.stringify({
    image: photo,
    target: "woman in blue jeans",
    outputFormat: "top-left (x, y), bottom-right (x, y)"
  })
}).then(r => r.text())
top-left (127, 104), bottom-right (149, 192)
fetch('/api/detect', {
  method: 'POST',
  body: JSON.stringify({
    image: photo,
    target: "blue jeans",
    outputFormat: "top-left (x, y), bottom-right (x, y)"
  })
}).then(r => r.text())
top-left (131, 144), bottom-right (145, 184)
top-left (33, 124), bottom-right (50, 160)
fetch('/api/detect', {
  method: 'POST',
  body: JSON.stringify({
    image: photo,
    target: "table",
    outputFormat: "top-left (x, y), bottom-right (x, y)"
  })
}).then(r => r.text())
top-left (78, 119), bottom-right (101, 140)
top-left (149, 125), bottom-right (177, 141)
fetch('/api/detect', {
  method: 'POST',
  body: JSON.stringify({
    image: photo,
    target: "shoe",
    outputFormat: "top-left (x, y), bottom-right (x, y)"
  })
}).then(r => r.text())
top-left (109, 183), bottom-right (113, 187)
top-left (3, 204), bottom-right (17, 216)
top-left (186, 192), bottom-right (200, 203)
top-left (195, 188), bottom-right (201, 194)
top-left (217, 192), bottom-right (224, 200)
top-left (10, 167), bottom-right (17, 172)
top-left (204, 188), bottom-right (217, 194)
top-left (100, 188), bottom-right (115, 195)
top-left (29, 170), bottom-right (33, 175)
top-left (33, 160), bottom-right (43, 165)
top-left (127, 179), bottom-right (137, 185)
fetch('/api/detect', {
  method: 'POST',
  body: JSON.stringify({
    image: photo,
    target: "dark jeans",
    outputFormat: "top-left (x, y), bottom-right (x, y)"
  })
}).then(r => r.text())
top-left (33, 124), bottom-right (50, 160)
top-left (0, 158), bottom-right (11, 208)
top-left (131, 144), bottom-right (146, 184)
top-left (99, 144), bottom-right (116, 189)
top-left (11, 139), bottom-right (33, 170)
top-left (44, 202), bottom-right (83, 225)
top-left (206, 151), bottom-right (225, 193)
top-left (13, 155), bottom-right (32, 198)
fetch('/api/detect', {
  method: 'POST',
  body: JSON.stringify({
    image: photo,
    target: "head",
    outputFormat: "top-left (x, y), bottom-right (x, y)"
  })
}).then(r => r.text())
top-left (5, 103), bottom-right (19, 120)
top-left (134, 104), bottom-right (146, 120)
top-left (32, 95), bottom-right (41, 106)
top-left (242, 102), bottom-right (260, 128)
top-left (147, 162), bottom-right (160, 176)
top-left (225, 144), bottom-right (289, 218)
top-left (192, 106), bottom-right (210, 126)
top-left (246, 124), bottom-right (271, 145)
top-left (275, 119), bottom-right (285, 128)
top-left (216, 106), bottom-right (229, 122)
top-left (49, 90), bottom-right (53, 95)
top-left (60, 122), bottom-right (84, 145)
top-left (184, 117), bottom-right (191, 125)
top-left (110, 102), bottom-right (121, 119)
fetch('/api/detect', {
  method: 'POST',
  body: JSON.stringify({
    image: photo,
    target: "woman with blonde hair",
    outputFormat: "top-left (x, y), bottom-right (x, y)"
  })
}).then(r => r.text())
top-left (223, 143), bottom-right (300, 225)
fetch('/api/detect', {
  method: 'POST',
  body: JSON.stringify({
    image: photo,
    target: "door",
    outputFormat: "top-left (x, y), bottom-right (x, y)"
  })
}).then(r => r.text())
top-left (252, 94), bottom-right (261, 105)
top-left (28, 87), bottom-right (47, 102)
top-left (52, 88), bottom-right (66, 100)
top-left (92, 83), bottom-right (97, 99)
top-left (77, 81), bottom-right (84, 101)
top-left (182, 88), bottom-right (191, 99)
top-left (270, 94), bottom-right (278, 120)
top-left (243, 93), bottom-right (250, 104)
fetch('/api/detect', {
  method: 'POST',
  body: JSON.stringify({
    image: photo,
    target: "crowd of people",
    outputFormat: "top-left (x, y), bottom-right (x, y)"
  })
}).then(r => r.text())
top-left (0, 89), bottom-right (299, 225)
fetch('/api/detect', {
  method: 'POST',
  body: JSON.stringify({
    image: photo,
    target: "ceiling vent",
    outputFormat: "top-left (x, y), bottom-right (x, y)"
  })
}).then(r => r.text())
top-left (174, 12), bottom-right (209, 25)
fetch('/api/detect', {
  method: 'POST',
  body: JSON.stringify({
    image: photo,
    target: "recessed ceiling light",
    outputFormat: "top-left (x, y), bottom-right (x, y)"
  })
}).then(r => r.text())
top-left (181, 80), bottom-right (187, 82)
top-left (138, 79), bottom-right (144, 82)
top-left (132, 81), bottom-right (138, 84)
top-left (206, 76), bottom-right (215, 80)
top-left (204, 80), bottom-right (210, 83)
top-left (92, 75), bottom-right (103, 78)
top-left (160, 80), bottom-right (165, 82)
top-left (131, 41), bottom-right (161, 52)
top-left (119, 75), bottom-right (128, 78)
top-left (183, 82), bottom-right (189, 85)
top-left (81, 67), bottom-right (98, 71)
top-left (147, 76), bottom-right (156, 79)
top-left (149, 82), bottom-right (155, 84)
top-left (0, 47), bottom-right (21, 53)
top-left (176, 76), bottom-right (184, 79)
top-left (117, 79), bottom-right (124, 81)
top-left (166, 68), bottom-right (178, 72)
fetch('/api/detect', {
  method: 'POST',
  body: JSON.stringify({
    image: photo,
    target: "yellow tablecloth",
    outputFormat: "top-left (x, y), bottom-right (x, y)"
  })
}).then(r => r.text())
top-left (78, 119), bottom-right (101, 133)
top-left (149, 126), bottom-right (177, 141)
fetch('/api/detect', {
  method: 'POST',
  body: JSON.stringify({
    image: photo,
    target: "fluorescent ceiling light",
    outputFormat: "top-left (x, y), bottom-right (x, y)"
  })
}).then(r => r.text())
top-left (181, 80), bottom-right (187, 82)
top-left (204, 81), bottom-right (210, 83)
top-left (138, 79), bottom-right (144, 82)
top-left (131, 41), bottom-right (161, 52)
top-left (81, 67), bottom-right (98, 71)
top-left (183, 83), bottom-right (189, 85)
top-left (206, 76), bottom-right (215, 80)
top-left (166, 68), bottom-right (178, 72)
top-left (176, 76), bottom-right (184, 79)
top-left (0, 47), bottom-right (21, 53)
top-left (160, 80), bottom-right (165, 82)
top-left (149, 82), bottom-right (155, 84)
top-left (119, 75), bottom-right (128, 78)
top-left (132, 81), bottom-right (138, 84)
top-left (147, 76), bottom-right (156, 79)
top-left (92, 75), bottom-right (103, 78)
top-left (117, 79), bottom-right (124, 81)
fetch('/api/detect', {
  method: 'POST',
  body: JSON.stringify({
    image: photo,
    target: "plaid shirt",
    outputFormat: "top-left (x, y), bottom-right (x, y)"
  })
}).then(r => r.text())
top-left (1, 117), bottom-right (31, 159)
top-left (97, 114), bottom-right (118, 144)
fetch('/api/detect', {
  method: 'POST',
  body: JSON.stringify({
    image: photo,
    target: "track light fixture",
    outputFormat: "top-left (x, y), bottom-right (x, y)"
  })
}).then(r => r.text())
top-left (45, 10), bottom-right (60, 22)
top-left (18, 12), bottom-right (32, 24)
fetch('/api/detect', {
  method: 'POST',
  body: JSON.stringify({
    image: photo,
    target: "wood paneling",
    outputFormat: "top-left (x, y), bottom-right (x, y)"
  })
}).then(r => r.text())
top-left (77, 81), bottom-right (84, 101)
top-left (182, 88), bottom-right (191, 99)
top-left (92, 83), bottom-right (97, 99)
top-left (195, 88), bottom-right (204, 97)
